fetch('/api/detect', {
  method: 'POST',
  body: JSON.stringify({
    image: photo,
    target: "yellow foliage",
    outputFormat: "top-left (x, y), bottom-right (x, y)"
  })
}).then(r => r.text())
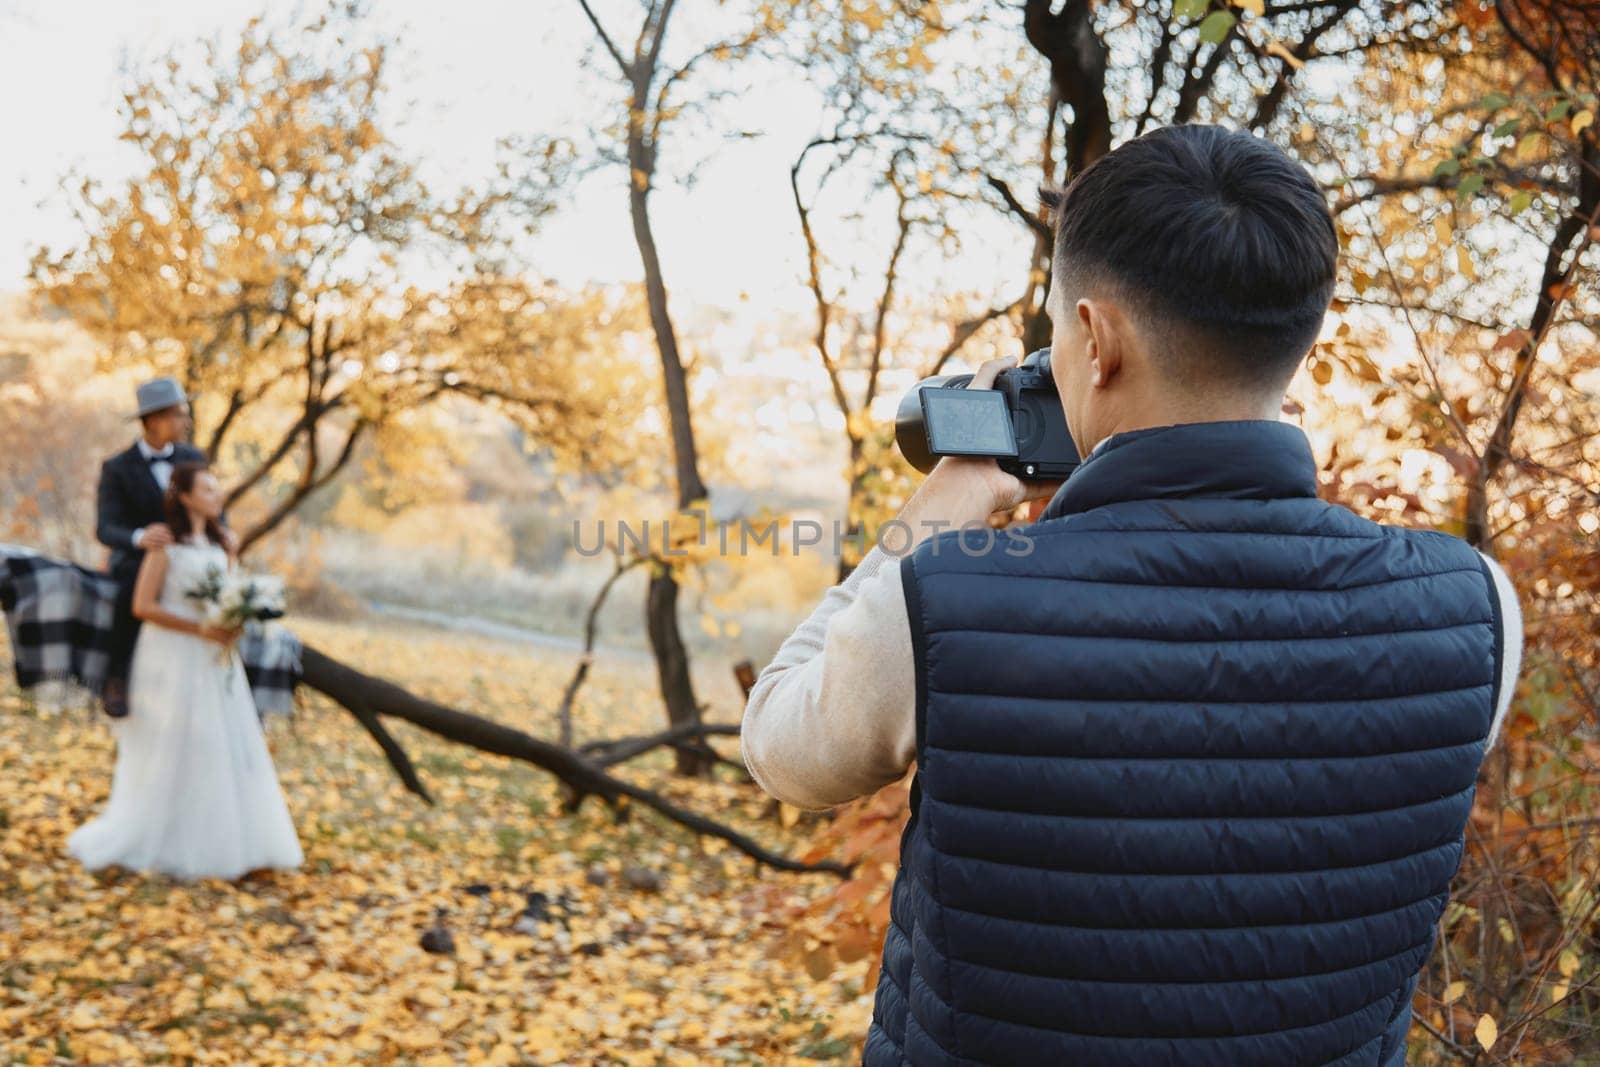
top-left (28, 5), bottom-right (646, 553)
top-left (0, 616), bottom-right (873, 1063)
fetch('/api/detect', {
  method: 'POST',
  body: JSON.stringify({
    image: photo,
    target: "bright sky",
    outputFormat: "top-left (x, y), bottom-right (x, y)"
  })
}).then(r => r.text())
top-left (0, 0), bottom-right (1027, 314)
top-left (2, 2), bottom-right (1544, 514)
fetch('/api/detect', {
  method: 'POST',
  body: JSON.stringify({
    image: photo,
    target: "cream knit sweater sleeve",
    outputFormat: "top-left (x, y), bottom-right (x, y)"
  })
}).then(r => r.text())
top-left (740, 542), bottom-right (1523, 812)
top-left (739, 544), bottom-right (916, 811)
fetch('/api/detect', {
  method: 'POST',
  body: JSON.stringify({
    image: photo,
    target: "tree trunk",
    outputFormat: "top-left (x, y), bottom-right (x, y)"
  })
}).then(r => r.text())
top-left (626, 114), bottom-right (712, 775)
top-left (646, 566), bottom-right (710, 776)
top-left (628, 145), bottom-right (707, 506)
top-left (1020, 1), bottom-right (1114, 351)
top-left (837, 435), bottom-right (867, 583)
top-left (1023, 0), bottom-right (1111, 179)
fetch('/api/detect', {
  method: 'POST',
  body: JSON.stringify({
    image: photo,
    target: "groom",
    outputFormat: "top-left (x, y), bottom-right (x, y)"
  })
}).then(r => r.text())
top-left (94, 376), bottom-right (207, 718)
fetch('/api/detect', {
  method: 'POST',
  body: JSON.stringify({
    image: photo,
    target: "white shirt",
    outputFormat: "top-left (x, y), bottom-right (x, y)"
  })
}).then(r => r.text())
top-left (129, 438), bottom-right (178, 548)
top-left (136, 437), bottom-right (177, 491)
top-left (741, 521), bottom-right (1526, 813)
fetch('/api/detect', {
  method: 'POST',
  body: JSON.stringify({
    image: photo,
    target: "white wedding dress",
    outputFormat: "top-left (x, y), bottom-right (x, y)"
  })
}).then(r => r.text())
top-left (68, 539), bottom-right (304, 880)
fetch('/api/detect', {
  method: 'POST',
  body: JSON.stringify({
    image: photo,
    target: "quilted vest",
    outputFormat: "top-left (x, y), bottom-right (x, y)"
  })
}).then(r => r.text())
top-left (863, 419), bottom-right (1504, 1067)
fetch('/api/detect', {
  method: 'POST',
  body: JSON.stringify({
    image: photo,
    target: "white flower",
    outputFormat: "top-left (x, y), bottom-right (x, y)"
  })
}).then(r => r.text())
top-left (250, 575), bottom-right (287, 612)
top-left (218, 583), bottom-right (248, 616)
top-left (210, 571), bottom-right (288, 628)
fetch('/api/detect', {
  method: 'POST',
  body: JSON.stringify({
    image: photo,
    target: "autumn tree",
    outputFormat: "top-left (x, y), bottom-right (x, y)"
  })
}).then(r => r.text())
top-left (0, 300), bottom-right (126, 560)
top-left (1297, 4), bottom-right (1600, 1060)
top-left (1010, 0), bottom-right (1458, 346)
top-left (29, 1), bottom-right (612, 553)
top-left (2, 1), bottom-right (856, 900)
top-left (755, 6), bottom-right (1600, 1064)
top-left (572, 0), bottom-right (783, 776)
top-left (786, 2), bottom-right (1034, 577)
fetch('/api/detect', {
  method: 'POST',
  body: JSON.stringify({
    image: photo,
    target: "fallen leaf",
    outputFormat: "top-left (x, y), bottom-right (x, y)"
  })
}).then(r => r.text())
top-left (1476, 1014), bottom-right (1498, 1051)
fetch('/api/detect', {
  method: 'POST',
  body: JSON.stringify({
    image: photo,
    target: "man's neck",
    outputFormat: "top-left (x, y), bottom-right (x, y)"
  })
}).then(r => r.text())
top-left (1086, 396), bottom-right (1286, 457)
top-left (141, 433), bottom-right (170, 451)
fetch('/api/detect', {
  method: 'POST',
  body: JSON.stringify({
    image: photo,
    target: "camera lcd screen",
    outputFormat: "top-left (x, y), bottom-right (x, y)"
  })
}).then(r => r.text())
top-left (920, 388), bottom-right (1018, 458)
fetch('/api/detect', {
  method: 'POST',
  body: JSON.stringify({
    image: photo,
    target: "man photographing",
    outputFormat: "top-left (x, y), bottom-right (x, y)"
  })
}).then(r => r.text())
top-left (741, 123), bottom-right (1522, 1065)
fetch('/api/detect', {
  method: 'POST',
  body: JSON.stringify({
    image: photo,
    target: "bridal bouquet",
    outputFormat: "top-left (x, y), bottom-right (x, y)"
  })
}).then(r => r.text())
top-left (186, 565), bottom-right (287, 628)
top-left (213, 572), bottom-right (287, 628)
top-left (185, 565), bottom-right (288, 681)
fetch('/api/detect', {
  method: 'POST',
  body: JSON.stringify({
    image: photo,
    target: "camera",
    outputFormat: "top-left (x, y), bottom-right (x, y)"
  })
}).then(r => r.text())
top-left (894, 347), bottom-right (1080, 480)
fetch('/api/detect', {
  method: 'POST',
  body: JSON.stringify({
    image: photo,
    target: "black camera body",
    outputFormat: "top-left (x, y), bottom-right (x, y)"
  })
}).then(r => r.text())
top-left (894, 347), bottom-right (1080, 480)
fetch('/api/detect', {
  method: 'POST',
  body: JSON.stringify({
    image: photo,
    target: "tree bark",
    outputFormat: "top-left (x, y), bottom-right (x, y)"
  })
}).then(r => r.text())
top-left (1020, 1), bottom-right (1114, 355)
top-left (838, 448), bottom-right (867, 584)
top-left (1022, 0), bottom-right (1112, 179)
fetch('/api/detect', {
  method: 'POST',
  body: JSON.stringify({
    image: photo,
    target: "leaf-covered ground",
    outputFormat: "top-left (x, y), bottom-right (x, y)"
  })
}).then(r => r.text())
top-left (0, 617), bottom-right (871, 1065)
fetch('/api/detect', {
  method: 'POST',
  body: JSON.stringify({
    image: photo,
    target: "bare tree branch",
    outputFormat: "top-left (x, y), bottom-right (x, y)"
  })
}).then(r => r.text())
top-left (1248, 0), bottom-right (1359, 131)
top-left (643, 0), bottom-right (680, 70)
top-left (576, 0), bottom-right (632, 76)
top-left (986, 174), bottom-right (1052, 240)
top-left (580, 720), bottom-right (742, 768)
top-left (556, 549), bottom-right (647, 748)
top-left (238, 418), bottom-right (368, 555)
top-left (921, 299), bottom-right (1024, 379)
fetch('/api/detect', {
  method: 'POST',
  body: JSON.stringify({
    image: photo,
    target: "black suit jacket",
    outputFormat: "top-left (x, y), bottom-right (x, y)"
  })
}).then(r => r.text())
top-left (96, 441), bottom-right (208, 575)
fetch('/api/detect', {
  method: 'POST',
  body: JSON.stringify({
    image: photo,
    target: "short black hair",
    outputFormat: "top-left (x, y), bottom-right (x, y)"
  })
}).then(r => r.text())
top-left (1039, 123), bottom-right (1337, 389)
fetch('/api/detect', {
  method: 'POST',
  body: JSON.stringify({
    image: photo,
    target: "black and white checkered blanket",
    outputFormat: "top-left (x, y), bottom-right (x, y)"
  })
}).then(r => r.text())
top-left (0, 544), bottom-right (300, 717)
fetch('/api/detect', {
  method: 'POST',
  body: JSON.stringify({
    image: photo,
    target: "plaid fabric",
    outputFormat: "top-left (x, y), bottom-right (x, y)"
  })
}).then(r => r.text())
top-left (0, 544), bottom-right (118, 691)
top-left (0, 544), bottom-right (300, 718)
top-left (238, 621), bottom-right (301, 717)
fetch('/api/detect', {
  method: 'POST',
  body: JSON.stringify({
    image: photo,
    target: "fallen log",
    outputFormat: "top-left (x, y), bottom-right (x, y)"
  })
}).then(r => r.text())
top-left (298, 645), bottom-right (848, 878)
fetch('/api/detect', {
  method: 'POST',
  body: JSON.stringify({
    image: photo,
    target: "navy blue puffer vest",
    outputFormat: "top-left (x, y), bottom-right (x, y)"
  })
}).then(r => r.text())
top-left (862, 419), bottom-right (1504, 1067)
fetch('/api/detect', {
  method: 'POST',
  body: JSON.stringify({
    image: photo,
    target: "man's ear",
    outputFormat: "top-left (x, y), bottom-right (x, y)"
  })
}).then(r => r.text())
top-left (1078, 298), bottom-right (1124, 388)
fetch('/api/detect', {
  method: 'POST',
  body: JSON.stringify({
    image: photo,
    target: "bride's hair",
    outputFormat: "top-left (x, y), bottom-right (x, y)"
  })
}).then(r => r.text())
top-left (163, 463), bottom-right (227, 547)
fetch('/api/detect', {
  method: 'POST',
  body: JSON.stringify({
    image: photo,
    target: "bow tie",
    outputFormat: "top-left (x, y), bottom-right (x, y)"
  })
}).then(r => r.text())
top-left (143, 449), bottom-right (175, 463)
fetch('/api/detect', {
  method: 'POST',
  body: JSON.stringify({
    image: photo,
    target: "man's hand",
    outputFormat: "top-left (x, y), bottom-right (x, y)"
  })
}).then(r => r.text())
top-left (138, 523), bottom-right (175, 551)
top-left (924, 356), bottom-right (1066, 515)
top-left (881, 356), bottom-right (1067, 559)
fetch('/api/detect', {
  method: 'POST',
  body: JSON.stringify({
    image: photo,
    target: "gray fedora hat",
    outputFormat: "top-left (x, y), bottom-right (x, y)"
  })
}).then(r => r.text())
top-left (132, 375), bottom-right (190, 419)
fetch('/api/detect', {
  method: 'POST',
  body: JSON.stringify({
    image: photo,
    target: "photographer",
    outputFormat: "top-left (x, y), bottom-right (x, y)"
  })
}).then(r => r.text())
top-left (739, 124), bottom-right (1523, 1066)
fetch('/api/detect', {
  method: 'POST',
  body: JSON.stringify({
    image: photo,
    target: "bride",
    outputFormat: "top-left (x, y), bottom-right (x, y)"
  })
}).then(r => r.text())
top-left (68, 462), bottom-right (304, 881)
